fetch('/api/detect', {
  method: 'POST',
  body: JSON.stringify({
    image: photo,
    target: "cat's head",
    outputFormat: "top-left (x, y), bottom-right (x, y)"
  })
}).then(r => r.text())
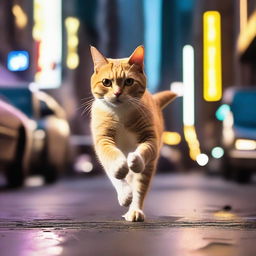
top-left (90, 46), bottom-right (146, 106)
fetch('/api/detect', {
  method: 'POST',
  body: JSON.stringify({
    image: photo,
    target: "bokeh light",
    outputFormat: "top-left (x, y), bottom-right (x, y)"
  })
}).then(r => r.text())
top-left (211, 146), bottom-right (224, 158)
top-left (196, 153), bottom-right (209, 166)
top-left (215, 104), bottom-right (230, 121)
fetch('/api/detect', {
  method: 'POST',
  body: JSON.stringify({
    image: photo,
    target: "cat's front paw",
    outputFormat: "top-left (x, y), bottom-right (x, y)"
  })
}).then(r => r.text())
top-left (122, 209), bottom-right (145, 222)
top-left (112, 158), bottom-right (129, 179)
top-left (127, 152), bottom-right (145, 173)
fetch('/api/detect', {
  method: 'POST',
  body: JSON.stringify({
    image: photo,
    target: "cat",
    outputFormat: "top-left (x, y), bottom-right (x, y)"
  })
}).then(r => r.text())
top-left (90, 45), bottom-right (176, 222)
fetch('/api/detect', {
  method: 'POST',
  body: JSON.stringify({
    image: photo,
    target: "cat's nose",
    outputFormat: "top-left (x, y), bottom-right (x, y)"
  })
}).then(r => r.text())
top-left (114, 90), bottom-right (122, 97)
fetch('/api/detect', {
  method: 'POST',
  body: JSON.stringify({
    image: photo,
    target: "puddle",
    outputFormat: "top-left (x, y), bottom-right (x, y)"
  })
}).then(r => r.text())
top-left (204, 205), bottom-right (256, 221)
top-left (192, 242), bottom-right (236, 256)
top-left (213, 210), bottom-right (239, 220)
top-left (204, 205), bottom-right (243, 221)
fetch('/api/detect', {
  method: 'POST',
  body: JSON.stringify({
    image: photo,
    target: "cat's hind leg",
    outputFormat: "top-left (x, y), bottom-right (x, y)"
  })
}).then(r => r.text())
top-left (108, 175), bottom-right (133, 207)
top-left (123, 163), bottom-right (155, 222)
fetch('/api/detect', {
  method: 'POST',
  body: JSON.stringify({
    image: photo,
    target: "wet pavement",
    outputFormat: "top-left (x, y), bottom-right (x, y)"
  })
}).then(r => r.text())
top-left (0, 172), bottom-right (256, 256)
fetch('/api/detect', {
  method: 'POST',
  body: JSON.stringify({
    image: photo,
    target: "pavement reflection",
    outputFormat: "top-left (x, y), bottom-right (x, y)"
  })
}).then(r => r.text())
top-left (0, 173), bottom-right (256, 256)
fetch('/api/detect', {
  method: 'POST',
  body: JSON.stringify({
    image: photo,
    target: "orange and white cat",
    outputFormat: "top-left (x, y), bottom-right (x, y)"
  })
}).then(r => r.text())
top-left (90, 45), bottom-right (176, 222)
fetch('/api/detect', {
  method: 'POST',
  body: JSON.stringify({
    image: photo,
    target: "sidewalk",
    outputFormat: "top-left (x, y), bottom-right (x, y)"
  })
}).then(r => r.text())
top-left (0, 173), bottom-right (256, 256)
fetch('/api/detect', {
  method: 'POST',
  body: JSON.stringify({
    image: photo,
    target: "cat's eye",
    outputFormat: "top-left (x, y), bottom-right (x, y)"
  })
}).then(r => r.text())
top-left (102, 79), bottom-right (112, 87)
top-left (124, 78), bottom-right (134, 86)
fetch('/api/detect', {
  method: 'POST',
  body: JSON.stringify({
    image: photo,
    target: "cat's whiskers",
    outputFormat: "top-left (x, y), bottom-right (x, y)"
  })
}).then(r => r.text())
top-left (77, 96), bottom-right (94, 109)
top-left (81, 96), bottom-right (94, 101)
top-left (128, 97), bottom-right (148, 118)
top-left (79, 98), bottom-right (95, 116)
top-left (127, 97), bottom-right (143, 114)
top-left (78, 98), bottom-right (94, 108)
top-left (81, 104), bottom-right (93, 116)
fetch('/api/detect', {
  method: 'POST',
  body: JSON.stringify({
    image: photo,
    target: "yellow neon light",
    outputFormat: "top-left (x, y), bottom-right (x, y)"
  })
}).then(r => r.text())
top-left (12, 5), bottom-right (28, 29)
top-left (237, 11), bottom-right (256, 54)
top-left (32, 0), bottom-right (42, 40)
top-left (240, 0), bottom-right (248, 31)
top-left (203, 11), bottom-right (222, 102)
top-left (65, 17), bottom-right (80, 69)
top-left (162, 132), bottom-right (181, 146)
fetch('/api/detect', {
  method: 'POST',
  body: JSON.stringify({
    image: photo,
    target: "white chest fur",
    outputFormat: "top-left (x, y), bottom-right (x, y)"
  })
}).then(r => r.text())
top-left (115, 124), bottom-right (137, 156)
top-left (93, 99), bottom-right (138, 155)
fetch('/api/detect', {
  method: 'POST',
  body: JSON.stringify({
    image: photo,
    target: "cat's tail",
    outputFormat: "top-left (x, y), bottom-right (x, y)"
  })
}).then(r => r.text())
top-left (153, 91), bottom-right (177, 110)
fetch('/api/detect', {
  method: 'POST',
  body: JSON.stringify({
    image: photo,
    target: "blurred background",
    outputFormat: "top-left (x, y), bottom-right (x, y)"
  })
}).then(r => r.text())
top-left (0, 0), bottom-right (256, 187)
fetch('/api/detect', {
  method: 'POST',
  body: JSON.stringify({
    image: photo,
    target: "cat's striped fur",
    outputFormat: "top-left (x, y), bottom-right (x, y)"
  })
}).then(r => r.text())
top-left (90, 46), bottom-right (176, 221)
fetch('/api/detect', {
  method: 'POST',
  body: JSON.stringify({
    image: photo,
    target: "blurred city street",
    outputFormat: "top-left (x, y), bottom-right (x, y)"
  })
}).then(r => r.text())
top-left (0, 0), bottom-right (256, 255)
top-left (0, 172), bottom-right (256, 256)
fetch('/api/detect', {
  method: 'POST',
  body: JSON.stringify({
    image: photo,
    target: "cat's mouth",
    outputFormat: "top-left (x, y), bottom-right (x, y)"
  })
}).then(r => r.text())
top-left (114, 99), bottom-right (122, 104)
top-left (102, 97), bottom-right (124, 107)
top-left (106, 97), bottom-right (124, 105)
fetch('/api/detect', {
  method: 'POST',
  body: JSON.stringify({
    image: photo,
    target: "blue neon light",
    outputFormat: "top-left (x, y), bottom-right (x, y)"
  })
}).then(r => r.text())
top-left (143, 0), bottom-right (162, 93)
top-left (7, 51), bottom-right (29, 71)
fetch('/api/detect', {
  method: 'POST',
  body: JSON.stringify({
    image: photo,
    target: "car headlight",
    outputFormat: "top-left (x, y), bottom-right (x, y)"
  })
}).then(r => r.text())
top-left (235, 139), bottom-right (256, 150)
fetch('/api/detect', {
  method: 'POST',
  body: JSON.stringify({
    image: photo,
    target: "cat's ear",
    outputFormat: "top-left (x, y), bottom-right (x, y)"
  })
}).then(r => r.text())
top-left (90, 46), bottom-right (108, 72)
top-left (128, 45), bottom-right (144, 71)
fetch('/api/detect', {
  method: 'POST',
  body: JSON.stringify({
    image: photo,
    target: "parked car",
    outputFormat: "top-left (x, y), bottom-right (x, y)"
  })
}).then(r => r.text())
top-left (0, 99), bottom-right (33, 187)
top-left (221, 87), bottom-right (256, 183)
top-left (0, 85), bottom-right (70, 187)
top-left (30, 89), bottom-right (71, 183)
